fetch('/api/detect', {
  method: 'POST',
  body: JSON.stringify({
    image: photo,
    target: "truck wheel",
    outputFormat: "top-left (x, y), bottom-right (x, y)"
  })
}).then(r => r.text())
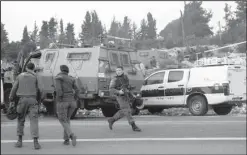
top-left (148, 108), bottom-right (164, 114)
top-left (188, 95), bottom-right (208, 116)
top-left (71, 108), bottom-right (78, 119)
top-left (101, 106), bottom-right (118, 117)
top-left (213, 106), bottom-right (232, 115)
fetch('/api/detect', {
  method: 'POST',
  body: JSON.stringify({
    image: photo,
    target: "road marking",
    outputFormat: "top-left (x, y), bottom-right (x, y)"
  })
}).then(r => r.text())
top-left (1, 137), bottom-right (246, 144)
top-left (1, 120), bottom-right (246, 127)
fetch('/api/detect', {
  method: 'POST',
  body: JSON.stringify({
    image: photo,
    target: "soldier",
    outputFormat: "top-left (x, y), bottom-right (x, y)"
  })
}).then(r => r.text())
top-left (9, 62), bottom-right (41, 150)
top-left (107, 66), bottom-right (141, 132)
top-left (55, 65), bottom-right (79, 146)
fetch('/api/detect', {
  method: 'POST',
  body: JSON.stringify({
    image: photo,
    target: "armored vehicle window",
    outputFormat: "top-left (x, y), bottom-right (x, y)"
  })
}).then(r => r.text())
top-left (120, 54), bottom-right (130, 66)
top-left (159, 53), bottom-right (168, 59)
top-left (67, 53), bottom-right (91, 70)
top-left (98, 60), bottom-right (110, 73)
top-left (168, 71), bottom-right (184, 83)
top-left (45, 53), bottom-right (55, 62)
top-left (67, 52), bottom-right (91, 60)
top-left (139, 52), bottom-right (149, 57)
top-left (146, 72), bottom-right (165, 85)
top-left (111, 53), bottom-right (120, 66)
top-left (44, 53), bottom-right (55, 69)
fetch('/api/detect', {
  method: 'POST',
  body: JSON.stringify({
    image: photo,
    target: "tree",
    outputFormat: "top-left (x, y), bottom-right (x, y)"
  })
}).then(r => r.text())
top-left (80, 11), bottom-right (93, 44)
top-left (30, 21), bottom-right (39, 43)
top-left (108, 16), bottom-right (121, 37)
top-left (1, 23), bottom-right (9, 56)
top-left (222, 2), bottom-right (246, 45)
top-left (48, 17), bottom-right (58, 43)
top-left (160, 1), bottom-right (213, 47)
top-left (132, 22), bottom-right (137, 40)
top-left (183, 1), bottom-right (213, 38)
top-left (21, 26), bottom-right (30, 45)
top-left (65, 23), bottom-right (75, 45)
top-left (91, 11), bottom-right (103, 38)
top-left (39, 21), bottom-right (49, 49)
top-left (137, 19), bottom-right (148, 40)
top-left (119, 16), bottom-right (131, 39)
top-left (4, 41), bottom-right (22, 60)
top-left (159, 19), bottom-right (182, 45)
top-left (147, 12), bottom-right (157, 39)
top-left (235, 1), bottom-right (247, 23)
top-left (58, 19), bottom-right (66, 44)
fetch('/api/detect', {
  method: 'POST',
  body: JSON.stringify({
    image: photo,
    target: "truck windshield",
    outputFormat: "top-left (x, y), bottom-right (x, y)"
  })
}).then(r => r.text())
top-left (67, 52), bottom-right (91, 70)
top-left (98, 60), bottom-right (110, 73)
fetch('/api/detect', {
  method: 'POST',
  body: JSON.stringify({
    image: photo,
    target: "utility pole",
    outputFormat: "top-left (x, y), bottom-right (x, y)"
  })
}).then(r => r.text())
top-left (218, 21), bottom-right (222, 45)
top-left (180, 10), bottom-right (185, 47)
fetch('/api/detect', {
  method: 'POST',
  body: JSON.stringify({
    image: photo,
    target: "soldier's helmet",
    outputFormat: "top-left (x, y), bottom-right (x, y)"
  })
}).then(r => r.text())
top-left (6, 102), bottom-right (17, 120)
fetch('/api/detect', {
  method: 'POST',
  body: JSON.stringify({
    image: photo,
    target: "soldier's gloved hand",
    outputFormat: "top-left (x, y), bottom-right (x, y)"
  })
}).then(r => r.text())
top-left (119, 90), bottom-right (124, 95)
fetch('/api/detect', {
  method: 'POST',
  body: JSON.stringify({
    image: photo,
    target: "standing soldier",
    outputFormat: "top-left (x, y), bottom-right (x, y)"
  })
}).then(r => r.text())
top-left (107, 66), bottom-right (141, 132)
top-left (9, 62), bottom-right (41, 150)
top-left (55, 65), bottom-right (79, 146)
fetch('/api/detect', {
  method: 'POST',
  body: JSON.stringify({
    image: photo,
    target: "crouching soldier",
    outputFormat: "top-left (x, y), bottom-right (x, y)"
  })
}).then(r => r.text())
top-left (9, 62), bottom-right (41, 150)
top-left (107, 66), bottom-right (141, 132)
top-left (55, 65), bottom-right (79, 146)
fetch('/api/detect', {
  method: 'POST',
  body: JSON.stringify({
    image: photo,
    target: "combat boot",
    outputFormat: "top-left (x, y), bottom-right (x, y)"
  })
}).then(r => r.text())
top-left (131, 122), bottom-right (141, 132)
top-left (70, 133), bottom-right (77, 146)
top-left (33, 138), bottom-right (41, 150)
top-left (63, 139), bottom-right (70, 145)
top-left (107, 118), bottom-right (115, 130)
top-left (15, 136), bottom-right (22, 148)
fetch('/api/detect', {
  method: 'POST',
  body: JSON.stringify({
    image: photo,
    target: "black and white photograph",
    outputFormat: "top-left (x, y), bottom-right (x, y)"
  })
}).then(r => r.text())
top-left (1, 1), bottom-right (246, 154)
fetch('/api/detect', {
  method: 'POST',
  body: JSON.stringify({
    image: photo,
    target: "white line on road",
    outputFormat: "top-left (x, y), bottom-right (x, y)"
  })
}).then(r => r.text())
top-left (1, 137), bottom-right (246, 144)
top-left (1, 120), bottom-right (245, 127)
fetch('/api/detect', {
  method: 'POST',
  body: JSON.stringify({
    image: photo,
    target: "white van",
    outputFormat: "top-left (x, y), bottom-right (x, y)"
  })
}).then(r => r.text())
top-left (139, 65), bottom-right (246, 116)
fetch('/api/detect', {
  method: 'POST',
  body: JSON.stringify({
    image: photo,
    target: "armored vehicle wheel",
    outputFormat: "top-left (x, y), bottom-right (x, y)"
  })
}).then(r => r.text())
top-left (188, 95), bottom-right (208, 116)
top-left (213, 105), bottom-right (232, 115)
top-left (101, 106), bottom-right (118, 117)
top-left (148, 108), bottom-right (164, 114)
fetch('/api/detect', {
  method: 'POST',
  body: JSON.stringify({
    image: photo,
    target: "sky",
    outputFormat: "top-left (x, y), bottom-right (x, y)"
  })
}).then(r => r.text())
top-left (1, 1), bottom-right (237, 42)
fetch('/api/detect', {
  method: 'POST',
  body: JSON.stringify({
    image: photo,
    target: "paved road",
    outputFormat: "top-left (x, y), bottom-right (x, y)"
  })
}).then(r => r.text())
top-left (1, 115), bottom-right (246, 154)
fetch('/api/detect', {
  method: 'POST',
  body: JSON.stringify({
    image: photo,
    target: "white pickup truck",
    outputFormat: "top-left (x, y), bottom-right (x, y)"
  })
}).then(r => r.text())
top-left (140, 65), bottom-right (246, 116)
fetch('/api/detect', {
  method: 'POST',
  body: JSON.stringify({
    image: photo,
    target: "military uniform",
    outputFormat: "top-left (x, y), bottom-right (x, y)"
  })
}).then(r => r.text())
top-left (108, 74), bottom-right (141, 132)
top-left (55, 65), bottom-right (79, 146)
top-left (9, 66), bottom-right (41, 149)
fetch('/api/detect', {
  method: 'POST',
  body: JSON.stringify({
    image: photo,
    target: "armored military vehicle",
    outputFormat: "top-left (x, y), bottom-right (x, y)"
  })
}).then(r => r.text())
top-left (28, 43), bottom-right (145, 118)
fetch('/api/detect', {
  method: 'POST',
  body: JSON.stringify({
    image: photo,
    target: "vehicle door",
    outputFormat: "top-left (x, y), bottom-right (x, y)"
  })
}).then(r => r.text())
top-left (163, 70), bottom-right (189, 105)
top-left (141, 71), bottom-right (166, 105)
top-left (39, 50), bottom-right (59, 93)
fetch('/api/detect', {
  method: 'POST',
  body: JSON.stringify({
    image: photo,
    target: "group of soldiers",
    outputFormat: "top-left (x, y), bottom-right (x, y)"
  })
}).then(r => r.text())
top-left (8, 62), bottom-right (141, 150)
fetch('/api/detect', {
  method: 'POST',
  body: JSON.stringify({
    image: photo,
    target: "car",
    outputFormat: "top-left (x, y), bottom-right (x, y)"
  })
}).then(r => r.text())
top-left (139, 65), bottom-right (246, 116)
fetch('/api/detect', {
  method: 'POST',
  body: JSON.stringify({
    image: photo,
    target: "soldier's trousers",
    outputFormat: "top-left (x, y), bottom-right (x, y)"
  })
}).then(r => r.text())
top-left (112, 96), bottom-right (134, 124)
top-left (16, 97), bottom-right (39, 138)
top-left (56, 101), bottom-right (76, 140)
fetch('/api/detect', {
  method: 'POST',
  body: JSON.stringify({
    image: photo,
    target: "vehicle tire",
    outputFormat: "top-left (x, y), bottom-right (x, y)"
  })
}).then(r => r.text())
top-left (188, 95), bottom-right (208, 116)
top-left (71, 108), bottom-right (78, 119)
top-left (148, 108), bottom-right (164, 114)
top-left (213, 106), bottom-right (232, 115)
top-left (101, 106), bottom-right (118, 117)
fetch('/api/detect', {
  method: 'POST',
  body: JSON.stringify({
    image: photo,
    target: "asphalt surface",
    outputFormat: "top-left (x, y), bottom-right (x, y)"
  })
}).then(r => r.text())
top-left (1, 115), bottom-right (246, 154)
